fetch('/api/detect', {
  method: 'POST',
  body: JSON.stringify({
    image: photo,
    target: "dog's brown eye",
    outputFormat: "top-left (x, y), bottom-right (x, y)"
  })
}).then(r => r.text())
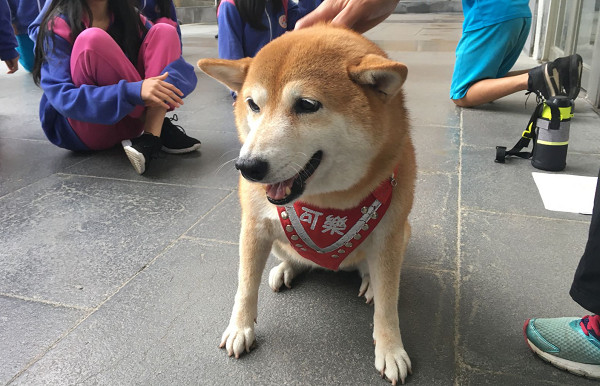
top-left (294, 98), bottom-right (322, 114)
top-left (246, 97), bottom-right (260, 113)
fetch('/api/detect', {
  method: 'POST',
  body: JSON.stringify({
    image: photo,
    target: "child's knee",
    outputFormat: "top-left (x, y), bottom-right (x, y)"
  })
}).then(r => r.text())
top-left (76, 27), bottom-right (112, 45)
top-left (73, 28), bottom-right (115, 55)
top-left (144, 23), bottom-right (181, 52)
top-left (153, 17), bottom-right (179, 29)
top-left (148, 22), bottom-right (178, 39)
top-left (452, 98), bottom-right (468, 107)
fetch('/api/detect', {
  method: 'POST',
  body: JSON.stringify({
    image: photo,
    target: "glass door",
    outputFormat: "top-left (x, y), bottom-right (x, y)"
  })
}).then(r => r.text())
top-left (546, 0), bottom-right (600, 106)
top-left (577, 0), bottom-right (600, 106)
top-left (548, 0), bottom-right (580, 60)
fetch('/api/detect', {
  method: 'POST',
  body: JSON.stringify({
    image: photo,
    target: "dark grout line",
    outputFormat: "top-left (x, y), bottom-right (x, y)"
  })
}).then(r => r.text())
top-left (180, 190), bottom-right (237, 238)
top-left (453, 108), bottom-right (465, 385)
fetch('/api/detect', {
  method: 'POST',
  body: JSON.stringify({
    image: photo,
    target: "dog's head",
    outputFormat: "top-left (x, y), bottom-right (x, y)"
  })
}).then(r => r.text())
top-left (198, 25), bottom-right (409, 206)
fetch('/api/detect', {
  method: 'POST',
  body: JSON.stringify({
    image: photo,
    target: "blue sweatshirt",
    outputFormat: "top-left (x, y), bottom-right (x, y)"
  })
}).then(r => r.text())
top-left (0, 0), bottom-right (18, 60)
top-left (218, 0), bottom-right (303, 60)
top-left (29, 12), bottom-right (197, 151)
top-left (297, 0), bottom-right (322, 19)
top-left (136, 0), bottom-right (181, 39)
top-left (462, 0), bottom-right (531, 32)
top-left (7, 0), bottom-right (46, 35)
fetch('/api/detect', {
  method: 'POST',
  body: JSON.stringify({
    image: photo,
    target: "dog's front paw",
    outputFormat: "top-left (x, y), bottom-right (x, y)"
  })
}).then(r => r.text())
top-left (268, 261), bottom-right (297, 291)
top-left (219, 324), bottom-right (255, 358)
top-left (374, 341), bottom-right (412, 385)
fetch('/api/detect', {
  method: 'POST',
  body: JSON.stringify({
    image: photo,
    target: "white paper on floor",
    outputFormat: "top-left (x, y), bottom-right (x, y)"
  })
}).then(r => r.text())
top-left (532, 172), bottom-right (597, 214)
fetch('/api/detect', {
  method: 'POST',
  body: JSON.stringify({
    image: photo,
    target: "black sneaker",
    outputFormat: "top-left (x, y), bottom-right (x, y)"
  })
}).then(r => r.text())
top-left (552, 54), bottom-right (583, 99)
top-left (161, 114), bottom-right (201, 154)
top-left (121, 133), bottom-right (162, 175)
top-left (528, 62), bottom-right (561, 100)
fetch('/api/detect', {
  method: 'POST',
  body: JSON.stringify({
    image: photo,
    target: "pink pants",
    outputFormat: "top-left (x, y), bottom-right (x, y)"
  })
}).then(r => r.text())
top-left (69, 23), bottom-right (181, 150)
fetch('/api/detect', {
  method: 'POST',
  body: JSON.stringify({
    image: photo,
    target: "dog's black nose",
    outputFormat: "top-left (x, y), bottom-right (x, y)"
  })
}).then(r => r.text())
top-left (235, 157), bottom-right (269, 182)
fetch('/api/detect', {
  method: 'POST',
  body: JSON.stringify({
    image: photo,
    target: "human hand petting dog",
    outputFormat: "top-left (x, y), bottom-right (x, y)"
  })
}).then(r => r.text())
top-left (295, 0), bottom-right (400, 33)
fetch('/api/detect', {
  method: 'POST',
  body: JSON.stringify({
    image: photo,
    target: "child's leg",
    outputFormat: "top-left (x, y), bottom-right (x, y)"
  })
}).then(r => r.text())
top-left (454, 74), bottom-right (529, 107)
top-left (450, 17), bottom-right (531, 107)
top-left (137, 23), bottom-right (182, 136)
top-left (570, 167), bottom-right (600, 315)
top-left (69, 28), bottom-right (145, 150)
top-left (138, 23), bottom-right (181, 79)
top-left (15, 34), bottom-right (35, 72)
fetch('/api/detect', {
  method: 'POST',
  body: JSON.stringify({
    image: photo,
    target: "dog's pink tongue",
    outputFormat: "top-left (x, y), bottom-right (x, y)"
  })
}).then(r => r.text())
top-left (266, 177), bottom-right (295, 200)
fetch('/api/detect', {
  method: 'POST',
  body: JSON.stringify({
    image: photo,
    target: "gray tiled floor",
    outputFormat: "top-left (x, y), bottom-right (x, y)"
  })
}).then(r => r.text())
top-left (1, 14), bottom-right (599, 385)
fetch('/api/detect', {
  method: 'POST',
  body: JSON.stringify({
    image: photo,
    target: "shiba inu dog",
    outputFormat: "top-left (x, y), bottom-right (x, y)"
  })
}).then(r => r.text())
top-left (197, 24), bottom-right (416, 385)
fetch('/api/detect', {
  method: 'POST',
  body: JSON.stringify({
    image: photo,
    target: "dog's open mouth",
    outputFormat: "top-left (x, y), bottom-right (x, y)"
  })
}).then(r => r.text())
top-left (266, 151), bottom-right (323, 206)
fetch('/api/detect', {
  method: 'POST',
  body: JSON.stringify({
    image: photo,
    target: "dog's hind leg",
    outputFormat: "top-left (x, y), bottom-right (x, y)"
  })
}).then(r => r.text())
top-left (268, 243), bottom-right (308, 291)
top-left (357, 260), bottom-right (374, 304)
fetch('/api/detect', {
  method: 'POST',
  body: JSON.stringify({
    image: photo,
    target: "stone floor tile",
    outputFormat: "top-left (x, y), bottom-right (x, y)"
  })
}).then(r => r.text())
top-left (0, 138), bottom-right (91, 197)
top-left (458, 209), bottom-right (592, 383)
top-left (461, 146), bottom-right (600, 219)
top-left (412, 125), bottom-right (460, 174)
top-left (0, 296), bottom-right (85, 385)
top-left (13, 238), bottom-right (456, 385)
top-left (0, 174), bottom-right (229, 308)
top-left (407, 172), bottom-right (459, 270)
top-left (186, 190), bottom-right (240, 243)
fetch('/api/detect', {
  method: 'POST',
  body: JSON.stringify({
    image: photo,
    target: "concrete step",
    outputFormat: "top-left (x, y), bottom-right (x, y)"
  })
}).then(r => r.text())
top-left (174, 0), bottom-right (215, 6)
top-left (174, 0), bottom-right (463, 25)
top-left (176, 5), bottom-right (217, 24)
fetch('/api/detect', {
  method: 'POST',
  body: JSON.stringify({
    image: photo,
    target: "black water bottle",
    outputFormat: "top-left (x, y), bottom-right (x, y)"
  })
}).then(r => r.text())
top-left (531, 96), bottom-right (573, 172)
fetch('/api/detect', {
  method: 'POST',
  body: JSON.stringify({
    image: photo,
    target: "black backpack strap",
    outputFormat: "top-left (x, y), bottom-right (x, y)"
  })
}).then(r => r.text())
top-left (548, 102), bottom-right (561, 130)
top-left (495, 101), bottom-right (544, 163)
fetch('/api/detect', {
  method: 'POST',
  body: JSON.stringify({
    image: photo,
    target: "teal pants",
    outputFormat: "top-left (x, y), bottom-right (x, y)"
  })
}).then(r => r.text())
top-left (15, 33), bottom-right (34, 72)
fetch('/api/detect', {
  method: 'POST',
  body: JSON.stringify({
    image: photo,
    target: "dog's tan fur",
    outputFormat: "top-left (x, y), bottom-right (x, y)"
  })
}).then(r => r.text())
top-left (198, 25), bottom-right (416, 385)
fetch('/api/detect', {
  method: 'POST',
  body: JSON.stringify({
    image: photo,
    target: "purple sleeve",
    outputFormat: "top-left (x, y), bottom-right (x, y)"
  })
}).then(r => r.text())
top-left (0, 0), bottom-right (19, 61)
top-left (28, 0), bottom-right (50, 43)
top-left (217, 1), bottom-right (245, 60)
top-left (40, 35), bottom-right (144, 125)
top-left (162, 56), bottom-right (198, 98)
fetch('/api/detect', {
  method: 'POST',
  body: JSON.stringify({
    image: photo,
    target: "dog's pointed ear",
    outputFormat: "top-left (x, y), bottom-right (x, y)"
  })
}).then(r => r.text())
top-left (348, 54), bottom-right (408, 100)
top-left (197, 57), bottom-right (253, 92)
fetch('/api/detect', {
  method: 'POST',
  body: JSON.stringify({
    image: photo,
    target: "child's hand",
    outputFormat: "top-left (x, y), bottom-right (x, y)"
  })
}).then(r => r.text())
top-left (141, 72), bottom-right (184, 109)
top-left (4, 57), bottom-right (19, 74)
top-left (295, 0), bottom-right (399, 33)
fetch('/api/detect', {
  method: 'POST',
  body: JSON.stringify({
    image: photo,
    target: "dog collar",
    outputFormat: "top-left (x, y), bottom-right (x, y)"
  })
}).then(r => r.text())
top-left (277, 169), bottom-right (398, 271)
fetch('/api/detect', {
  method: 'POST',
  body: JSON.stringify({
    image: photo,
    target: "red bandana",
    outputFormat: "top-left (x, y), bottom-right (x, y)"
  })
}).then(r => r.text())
top-left (277, 170), bottom-right (397, 270)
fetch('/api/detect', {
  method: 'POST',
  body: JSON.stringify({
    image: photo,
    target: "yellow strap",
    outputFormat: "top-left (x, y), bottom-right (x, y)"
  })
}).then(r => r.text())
top-left (522, 122), bottom-right (533, 138)
top-left (536, 140), bottom-right (569, 146)
top-left (541, 105), bottom-right (574, 120)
